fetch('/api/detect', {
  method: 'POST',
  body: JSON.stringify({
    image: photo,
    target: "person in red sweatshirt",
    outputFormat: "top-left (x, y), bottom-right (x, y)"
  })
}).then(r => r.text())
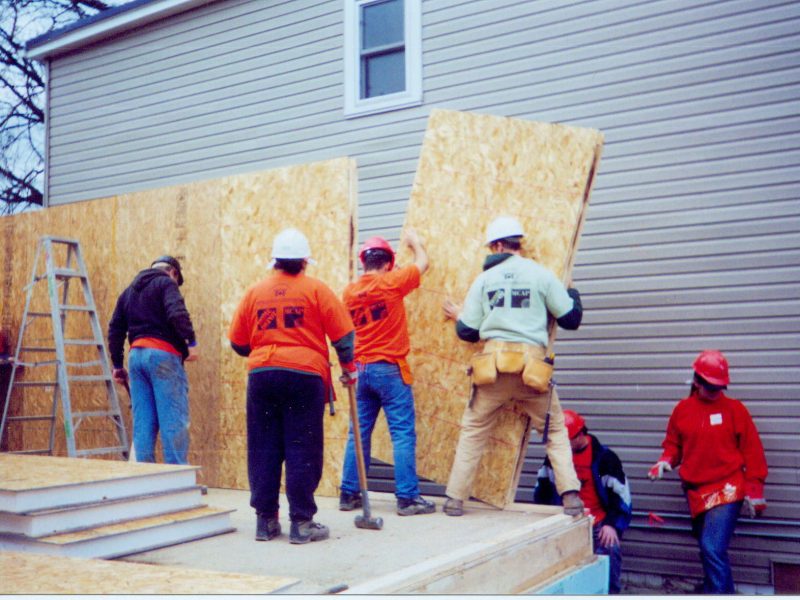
top-left (648, 350), bottom-right (768, 594)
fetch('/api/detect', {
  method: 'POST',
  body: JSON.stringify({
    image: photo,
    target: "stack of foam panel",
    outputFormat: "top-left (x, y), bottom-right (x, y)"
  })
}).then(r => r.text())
top-left (0, 454), bottom-right (234, 558)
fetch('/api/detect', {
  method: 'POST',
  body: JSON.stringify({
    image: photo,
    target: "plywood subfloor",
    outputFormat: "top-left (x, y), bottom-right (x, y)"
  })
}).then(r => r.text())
top-left (124, 487), bottom-right (592, 595)
top-left (0, 550), bottom-right (298, 594)
top-left (370, 109), bottom-right (603, 507)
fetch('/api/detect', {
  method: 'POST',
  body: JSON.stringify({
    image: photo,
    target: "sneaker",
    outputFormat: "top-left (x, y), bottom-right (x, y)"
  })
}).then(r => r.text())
top-left (255, 513), bottom-right (281, 541)
top-left (397, 495), bottom-right (436, 516)
top-left (561, 491), bottom-right (585, 517)
top-left (339, 490), bottom-right (363, 511)
top-left (443, 497), bottom-right (464, 517)
top-left (289, 520), bottom-right (330, 544)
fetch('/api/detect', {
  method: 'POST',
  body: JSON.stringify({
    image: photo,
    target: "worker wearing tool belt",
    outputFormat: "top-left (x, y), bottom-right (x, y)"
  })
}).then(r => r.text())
top-left (442, 216), bottom-right (584, 517)
top-left (649, 350), bottom-right (768, 594)
top-left (108, 255), bottom-right (198, 464)
top-left (535, 410), bottom-right (632, 594)
top-left (338, 228), bottom-right (436, 517)
top-left (228, 228), bottom-right (356, 545)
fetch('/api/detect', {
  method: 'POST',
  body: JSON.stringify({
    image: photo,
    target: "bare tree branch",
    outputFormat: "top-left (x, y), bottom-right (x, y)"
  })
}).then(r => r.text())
top-left (1, 0), bottom-right (115, 211)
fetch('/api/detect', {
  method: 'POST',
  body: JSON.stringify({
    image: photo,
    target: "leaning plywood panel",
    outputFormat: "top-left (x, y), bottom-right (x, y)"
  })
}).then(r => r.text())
top-left (218, 157), bottom-right (357, 494)
top-left (0, 201), bottom-right (123, 456)
top-left (372, 109), bottom-right (602, 507)
top-left (113, 183), bottom-right (225, 481)
top-left (1, 158), bottom-right (356, 495)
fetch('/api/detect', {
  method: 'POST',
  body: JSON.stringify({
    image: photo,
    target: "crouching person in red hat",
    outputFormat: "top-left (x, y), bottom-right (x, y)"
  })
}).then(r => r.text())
top-left (648, 350), bottom-right (768, 594)
top-left (534, 409), bottom-right (631, 594)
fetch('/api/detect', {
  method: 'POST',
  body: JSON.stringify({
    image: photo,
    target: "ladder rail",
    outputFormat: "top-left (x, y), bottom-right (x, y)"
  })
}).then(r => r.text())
top-left (72, 240), bottom-right (129, 453)
top-left (44, 238), bottom-right (78, 457)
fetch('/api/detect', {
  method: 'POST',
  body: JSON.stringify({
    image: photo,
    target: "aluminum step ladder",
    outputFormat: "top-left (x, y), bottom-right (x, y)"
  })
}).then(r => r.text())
top-left (0, 236), bottom-right (129, 458)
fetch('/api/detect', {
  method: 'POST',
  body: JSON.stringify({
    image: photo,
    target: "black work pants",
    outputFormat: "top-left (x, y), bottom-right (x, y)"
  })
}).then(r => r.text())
top-left (246, 369), bottom-right (325, 523)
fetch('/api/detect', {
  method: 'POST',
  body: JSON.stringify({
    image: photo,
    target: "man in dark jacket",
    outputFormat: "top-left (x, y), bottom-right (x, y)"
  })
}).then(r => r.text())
top-left (534, 409), bottom-right (632, 594)
top-left (108, 256), bottom-right (198, 464)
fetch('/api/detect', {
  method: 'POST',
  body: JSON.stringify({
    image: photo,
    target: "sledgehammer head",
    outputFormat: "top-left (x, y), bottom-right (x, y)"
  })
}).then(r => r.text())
top-left (354, 514), bottom-right (383, 530)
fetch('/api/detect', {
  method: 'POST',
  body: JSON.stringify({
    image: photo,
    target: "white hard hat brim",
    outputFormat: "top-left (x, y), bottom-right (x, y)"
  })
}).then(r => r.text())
top-left (268, 257), bottom-right (316, 269)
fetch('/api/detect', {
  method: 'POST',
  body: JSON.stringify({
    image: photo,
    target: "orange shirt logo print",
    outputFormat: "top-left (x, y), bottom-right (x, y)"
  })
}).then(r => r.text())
top-left (283, 306), bottom-right (305, 328)
top-left (369, 300), bottom-right (389, 322)
top-left (350, 307), bottom-right (369, 327)
top-left (257, 308), bottom-right (278, 330)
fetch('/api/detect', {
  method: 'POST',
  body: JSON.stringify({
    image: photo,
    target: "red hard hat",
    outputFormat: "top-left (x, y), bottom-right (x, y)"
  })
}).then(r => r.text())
top-left (692, 350), bottom-right (730, 387)
top-left (563, 409), bottom-right (585, 439)
top-left (359, 236), bottom-right (395, 269)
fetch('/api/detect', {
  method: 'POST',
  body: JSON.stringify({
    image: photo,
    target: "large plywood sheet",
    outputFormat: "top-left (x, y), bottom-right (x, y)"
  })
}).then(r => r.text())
top-left (218, 158), bottom-right (357, 494)
top-left (0, 158), bottom-right (356, 497)
top-left (370, 109), bottom-right (603, 507)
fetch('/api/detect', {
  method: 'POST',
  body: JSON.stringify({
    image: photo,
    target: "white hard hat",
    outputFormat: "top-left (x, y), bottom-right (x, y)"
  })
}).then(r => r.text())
top-left (485, 216), bottom-right (525, 245)
top-left (271, 228), bottom-right (314, 261)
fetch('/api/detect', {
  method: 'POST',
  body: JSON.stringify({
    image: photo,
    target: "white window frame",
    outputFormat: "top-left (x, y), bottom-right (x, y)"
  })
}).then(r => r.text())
top-left (343, 0), bottom-right (422, 118)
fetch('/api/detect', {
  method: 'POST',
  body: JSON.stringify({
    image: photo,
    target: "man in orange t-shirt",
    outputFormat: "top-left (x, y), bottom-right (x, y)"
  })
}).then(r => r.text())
top-left (338, 228), bottom-right (436, 516)
top-left (228, 228), bottom-right (356, 545)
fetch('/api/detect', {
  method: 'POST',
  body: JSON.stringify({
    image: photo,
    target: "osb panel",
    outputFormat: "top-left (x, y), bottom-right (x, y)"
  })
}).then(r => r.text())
top-left (1, 158), bottom-right (356, 496)
top-left (370, 109), bottom-right (603, 507)
top-left (218, 157), bottom-right (357, 495)
top-left (0, 201), bottom-right (123, 455)
top-left (0, 551), bottom-right (297, 594)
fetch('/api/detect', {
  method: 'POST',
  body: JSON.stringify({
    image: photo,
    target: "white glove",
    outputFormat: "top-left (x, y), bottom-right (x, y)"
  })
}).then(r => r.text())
top-left (648, 460), bottom-right (672, 480)
top-left (743, 496), bottom-right (766, 518)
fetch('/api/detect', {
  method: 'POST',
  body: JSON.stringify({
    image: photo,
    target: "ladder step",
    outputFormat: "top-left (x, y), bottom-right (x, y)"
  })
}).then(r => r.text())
top-left (75, 446), bottom-right (128, 457)
top-left (26, 312), bottom-right (52, 318)
top-left (20, 347), bottom-right (56, 352)
top-left (15, 360), bottom-right (60, 368)
top-left (59, 304), bottom-right (95, 312)
top-left (43, 236), bottom-right (79, 245)
top-left (64, 339), bottom-right (102, 346)
top-left (6, 415), bottom-right (56, 422)
top-left (65, 360), bottom-right (103, 368)
top-left (14, 381), bottom-right (58, 387)
top-left (68, 375), bottom-right (111, 383)
top-left (72, 410), bottom-right (120, 419)
top-left (53, 268), bottom-right (86, 279)
top-left (8, 448), bottom-right (52, 455)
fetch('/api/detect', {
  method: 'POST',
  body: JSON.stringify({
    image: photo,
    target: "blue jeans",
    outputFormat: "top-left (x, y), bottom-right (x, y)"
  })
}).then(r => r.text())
top-left (594, 525), bottom-right (622, 594)
top-left (691, 501), bottom-right (742, 594)
top-left (341, 361), bottom-right (421, 499)
top-left (128, 348), bottom-right (189, 464)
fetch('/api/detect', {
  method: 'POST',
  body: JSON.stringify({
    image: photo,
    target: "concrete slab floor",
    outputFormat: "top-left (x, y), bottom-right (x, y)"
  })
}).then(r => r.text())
top-left (121, 488), bottom-right (564, 594)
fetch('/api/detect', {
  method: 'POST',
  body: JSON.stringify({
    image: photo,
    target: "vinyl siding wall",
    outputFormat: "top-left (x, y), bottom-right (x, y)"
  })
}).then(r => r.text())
top-left (43, 0), bottom-right (800, 588)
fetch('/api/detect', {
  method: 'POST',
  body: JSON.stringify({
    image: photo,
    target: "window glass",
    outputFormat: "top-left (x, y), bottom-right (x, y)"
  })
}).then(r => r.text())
top-left (361, 0), bottom-right (404, 48)
top-left (364, 52), bottom-right (405, 98)
top-left (343, 0), bottom-right (421, 117)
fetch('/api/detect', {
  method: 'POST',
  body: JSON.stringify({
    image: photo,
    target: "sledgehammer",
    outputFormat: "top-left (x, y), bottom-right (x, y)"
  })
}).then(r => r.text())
top-left (345, 384), bottom-right (383, 530)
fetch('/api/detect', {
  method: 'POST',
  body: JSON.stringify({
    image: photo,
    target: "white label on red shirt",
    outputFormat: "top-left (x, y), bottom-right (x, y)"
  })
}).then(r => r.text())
top-left (710, 413), bottom-right (723, 426)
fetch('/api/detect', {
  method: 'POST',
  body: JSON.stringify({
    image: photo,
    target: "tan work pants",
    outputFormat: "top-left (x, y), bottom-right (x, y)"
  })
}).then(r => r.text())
top-left (445, 373), bottom-right (580, 501)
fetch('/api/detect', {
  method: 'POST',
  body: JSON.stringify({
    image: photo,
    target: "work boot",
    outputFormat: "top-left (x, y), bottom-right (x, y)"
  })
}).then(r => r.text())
top-left (255, 513), bottom-right (281, 541)
top-left (561, 491), bottom-right (585, 517)
top-left (289, 520), bottom-right (330, 544)
top-left (338, 490), bottom-right (362, 511)
top-left (443, 497), bottom-right (464, 517)
top-left (396, 495), bottom-right (436, 516)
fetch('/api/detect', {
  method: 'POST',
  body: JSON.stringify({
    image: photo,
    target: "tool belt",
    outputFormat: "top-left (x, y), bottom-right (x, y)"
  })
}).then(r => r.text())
top-left (469, 340), bottom-right (553, 393)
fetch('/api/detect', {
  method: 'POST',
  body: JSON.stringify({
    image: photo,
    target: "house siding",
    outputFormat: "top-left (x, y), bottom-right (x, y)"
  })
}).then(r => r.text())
top-left (41, 0), bottom-right (800, 588)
